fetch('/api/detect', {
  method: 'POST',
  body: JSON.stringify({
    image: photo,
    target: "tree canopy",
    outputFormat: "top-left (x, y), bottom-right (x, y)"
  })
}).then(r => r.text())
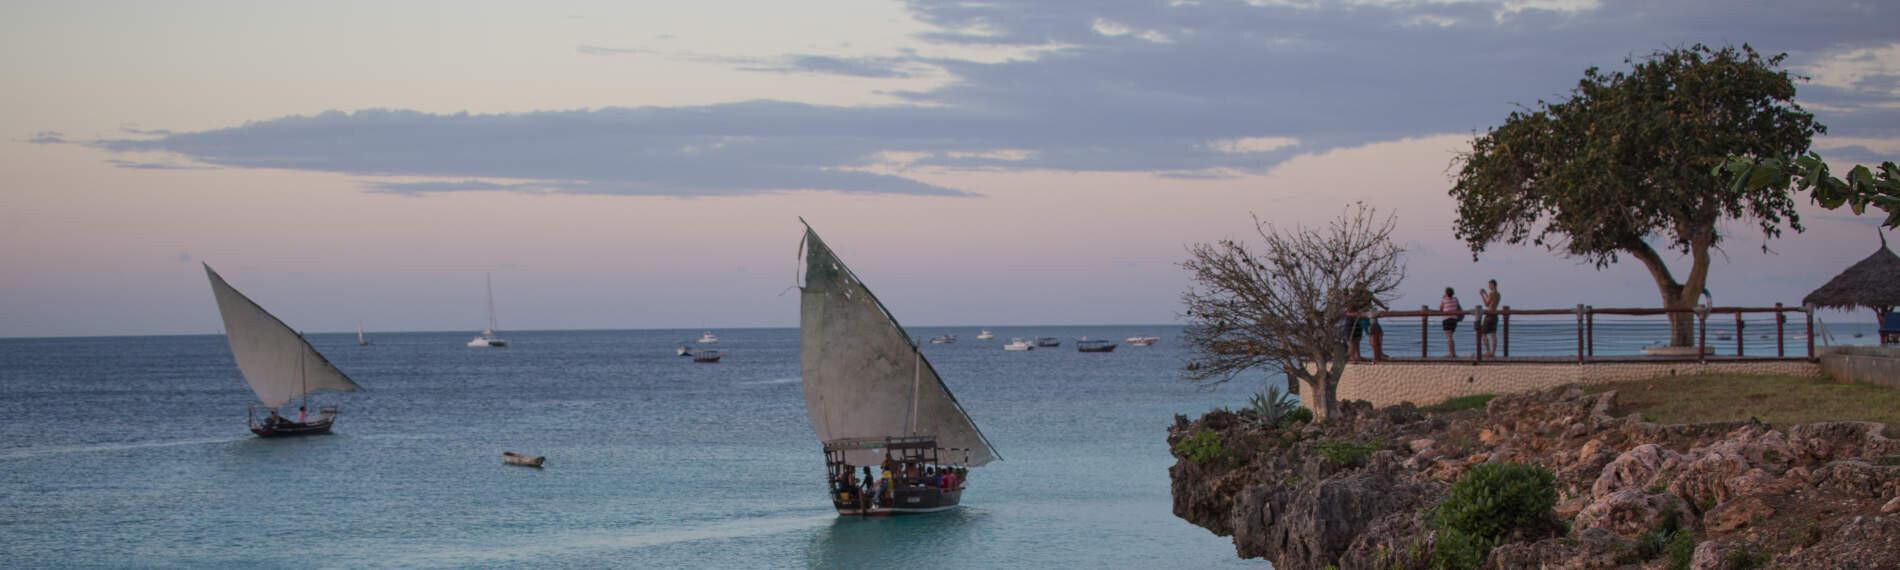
top-left (1450, 44), bottom-right (1822, 344)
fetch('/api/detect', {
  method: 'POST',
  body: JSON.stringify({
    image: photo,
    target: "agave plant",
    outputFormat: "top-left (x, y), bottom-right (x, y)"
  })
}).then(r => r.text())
top-left (1246, 386), bottom-right (1302, 429)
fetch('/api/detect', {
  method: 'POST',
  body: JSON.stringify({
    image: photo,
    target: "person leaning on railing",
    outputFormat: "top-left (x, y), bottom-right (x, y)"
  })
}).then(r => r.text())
top-left (1440, 287), bottom-right (1465, 358)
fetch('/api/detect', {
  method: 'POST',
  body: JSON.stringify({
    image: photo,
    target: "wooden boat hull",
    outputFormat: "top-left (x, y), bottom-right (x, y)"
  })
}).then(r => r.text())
top-left (250, 416), bottom-right (335, 438)
top-left (502, 452), bottom-right (546, 467)
top-left (832, 486), bottom-right (962, 516)
top-left (1078, 345), bottom-right (1117, 353)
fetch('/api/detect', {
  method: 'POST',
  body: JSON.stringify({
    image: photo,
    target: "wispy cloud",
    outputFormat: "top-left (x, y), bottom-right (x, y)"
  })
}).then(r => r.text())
top-left (93, 0), bottom-right (1900, 198)
top-left (27, 131), bottom-right (66, 144)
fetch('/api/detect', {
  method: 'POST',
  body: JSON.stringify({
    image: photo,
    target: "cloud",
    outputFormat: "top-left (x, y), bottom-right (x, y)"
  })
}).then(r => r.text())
top-left (27, 131), bottom-right (65, 144)
top-left (104, 159), bottom-right (214, 170)
top-left (96, 0), bottom-right (1900, 197)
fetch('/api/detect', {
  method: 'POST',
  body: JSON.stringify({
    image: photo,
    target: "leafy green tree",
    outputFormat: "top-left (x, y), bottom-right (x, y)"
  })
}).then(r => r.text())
top-left (1451, 45), bottom-right (1821, 346)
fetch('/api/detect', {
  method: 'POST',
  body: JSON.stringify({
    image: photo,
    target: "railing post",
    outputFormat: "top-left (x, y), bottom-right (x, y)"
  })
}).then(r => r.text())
top-left (1472, 304), bottom-right (1482, 364)
top-left (1775, 302), bottom-right (1785, 358)
top-left (1575, 304), bottom-right (1585, 364)
top-left (1502, 306), bottom-right (1511, 359)
top-left (1735, 310), bottom-right (1744, 357)
top-left (1805, 304), bottom-right (1815, 361)
top-left (1421, 305), bottom-right (1430, 359)
top-left (1698, 309), bottom-right (1708, 363)
top-left (1585, 305), bottom-right (1595, 361)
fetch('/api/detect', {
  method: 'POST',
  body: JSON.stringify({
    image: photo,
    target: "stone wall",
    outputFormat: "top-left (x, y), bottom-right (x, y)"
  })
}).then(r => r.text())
top-left (1333, 359), bottom-right (1823, 408)
top-left (1820, 346), bottom-right (1900, 390)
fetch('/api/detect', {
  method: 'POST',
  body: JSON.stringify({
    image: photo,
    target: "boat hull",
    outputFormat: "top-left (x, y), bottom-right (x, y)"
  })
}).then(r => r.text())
top-left (250, 416), bottom-right (335, 438)
top-left (833, 486), bottom-right (963, 516)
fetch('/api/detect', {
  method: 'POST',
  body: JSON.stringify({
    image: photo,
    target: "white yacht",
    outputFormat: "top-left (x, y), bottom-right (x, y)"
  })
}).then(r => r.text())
top-left (696, 331), bottom-right (720, 344)
top-left (975, 329), bottom-right (995, 340)
top-left (1125, 336), bottom-right (1159, 347)
top-left (1003, 338), bottom-right (1035, 351)
top-left (468, 273), bottom-right (509, 348)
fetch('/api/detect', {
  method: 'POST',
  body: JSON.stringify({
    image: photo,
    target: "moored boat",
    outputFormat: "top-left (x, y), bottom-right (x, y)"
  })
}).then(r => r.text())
top-left (502, 451), bottom-right (546, 467)
top-left (1076, 338), bottom-right (1117, 353)
top-left (692, 349), bottom-right (725, 363)
top-left (204, 264), bottom-right (362, 438)
top-left (1035, 337), bottom-right (1061, 348)
top-left (1003, 338), bottom-right (1035, 351)
top-left (1125, 335), bottom-right (1159, 347)
top-left (468, 273), bottom-right (510, 348)
top-left (929, 334), bottom-right (956, 344)
top-left (975, 329), bottom-right (995, 340)
top-left (798, 220), bottom-right (998, 516)
top-left (696, 331), bottom-right (720, 344)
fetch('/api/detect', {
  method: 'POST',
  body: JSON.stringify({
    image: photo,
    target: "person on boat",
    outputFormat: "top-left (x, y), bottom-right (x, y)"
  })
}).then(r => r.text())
top-left (297, 405), bottom-right (307, 423)
top-left (1440, 287), bottom-right (1464, 358)
top-left (266, 408), bottom-right (283, 427)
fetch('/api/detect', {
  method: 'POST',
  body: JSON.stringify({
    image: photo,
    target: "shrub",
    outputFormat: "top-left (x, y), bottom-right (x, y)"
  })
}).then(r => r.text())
top-left (1422, 394), bottom-right (1496, 413)
top-left (1246, 386), bottom-right (1302, 429)
top-left (1314, 439), bottom-right (1380, 467)
top-left (1174, 430), bottom-right (1225, 466)
top-left (1723, 545), bottom-right (1768, 569)
top-left (1429, 463), bottom-right (1557, 568)
top-left (1430, 528), bottom-right (1494, 570)
top-left (1663, 531), bottom-right (1696, 570)
top-left (1285, 407), bottom-right (1314, 425)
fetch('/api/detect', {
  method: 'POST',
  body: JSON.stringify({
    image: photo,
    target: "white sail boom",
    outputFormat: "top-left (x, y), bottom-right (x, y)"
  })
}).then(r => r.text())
top-left (205, 264), bottom-right (361, 408)
top-left (798, 226), bottom-right (998, 467)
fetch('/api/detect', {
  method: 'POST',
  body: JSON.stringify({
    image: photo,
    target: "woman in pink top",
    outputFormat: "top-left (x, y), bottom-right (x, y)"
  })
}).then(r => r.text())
top-left (1440, 287), bottom-right (1464, 358)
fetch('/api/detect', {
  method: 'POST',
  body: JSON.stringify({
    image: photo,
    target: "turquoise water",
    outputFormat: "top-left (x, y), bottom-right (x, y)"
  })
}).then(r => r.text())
top-left (0, 327), bottom-right (1262, 568)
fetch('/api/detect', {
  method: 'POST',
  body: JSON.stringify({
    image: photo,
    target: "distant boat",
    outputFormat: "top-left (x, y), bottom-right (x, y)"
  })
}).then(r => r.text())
top-left (929, 334), bottom-right (956, 344)
top-left (204, 264), bottom-right (361, 438)
top-left (468, 273), bottom-right (510, 348)
top-left (696, 331), bottom-right (720, 344)
top-left (1003, 338), bottom-right (1035, 351)
top-left (502, 451), bottom-right (545, 468)
top-left (1076, 339), bottom-right (1117, 353)
top-left (1035, 337), bottom-right (1061, 348)
top-left (799, 221), bottom-right (997, 516)
top-left (975, 330), bottom-right (995, 340)
top-left (356, 323), bottom-right (369, 346)
top-left (692, 349), bottom-right (725, 363)
top-left (1125, 336), bottom-right (1159, 347)
top-left (677, 345), bottom-right (692, 357)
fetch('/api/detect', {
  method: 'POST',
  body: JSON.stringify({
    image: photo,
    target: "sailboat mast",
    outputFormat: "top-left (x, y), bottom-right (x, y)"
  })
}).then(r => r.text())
top-left (485, 273), bottom-right (499, 332)
top-left (298, 340), bottom-right (307, 407)
top-left (909, 339), bottom-right (922, 435)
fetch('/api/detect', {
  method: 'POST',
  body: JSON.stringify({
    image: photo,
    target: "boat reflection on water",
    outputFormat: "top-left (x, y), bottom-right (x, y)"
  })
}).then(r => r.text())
top-left (805, 508), bottom-right (988, 567)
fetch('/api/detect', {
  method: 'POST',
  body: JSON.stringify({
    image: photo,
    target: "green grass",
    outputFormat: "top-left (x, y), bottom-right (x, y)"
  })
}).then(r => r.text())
top-left (1587, 374), bottom-right (1900, 428)
top-left (1422, 394), bottom-right (1496, 414)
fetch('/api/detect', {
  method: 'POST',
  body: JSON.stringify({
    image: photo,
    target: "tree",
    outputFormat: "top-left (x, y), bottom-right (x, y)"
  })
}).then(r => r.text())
top-left (1180, 204), bottom-right (1404, 420)
top-left (1716, 154), bottom-right (1900, 228)
top-left (1450, 45), bottom-right (1821, 346)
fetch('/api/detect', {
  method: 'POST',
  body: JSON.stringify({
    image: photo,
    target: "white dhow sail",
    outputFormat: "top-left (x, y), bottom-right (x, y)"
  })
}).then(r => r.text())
top-left (205, 264), bottom-right (361, 408)
top-left (799, 223), bottom-right (998, 467)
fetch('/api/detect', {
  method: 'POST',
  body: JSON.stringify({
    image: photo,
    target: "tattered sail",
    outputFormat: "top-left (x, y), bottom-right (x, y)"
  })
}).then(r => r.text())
top-left (205, 264), bottom-right (361, 408)
top-left (799, 224), bottom-right (998, 467)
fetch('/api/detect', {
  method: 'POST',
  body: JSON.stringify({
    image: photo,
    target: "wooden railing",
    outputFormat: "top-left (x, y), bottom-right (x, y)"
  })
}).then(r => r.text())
top-left (1345, 304), bottom-right (1814, 364)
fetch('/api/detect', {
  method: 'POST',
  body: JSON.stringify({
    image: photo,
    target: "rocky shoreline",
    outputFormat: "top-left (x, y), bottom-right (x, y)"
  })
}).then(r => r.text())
top-left (1168, 386), bottom-right (1900, 569)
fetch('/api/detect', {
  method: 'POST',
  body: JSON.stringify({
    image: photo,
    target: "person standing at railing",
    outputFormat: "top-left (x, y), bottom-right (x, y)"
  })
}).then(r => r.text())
top-left (1478, 279), bottom-right (1502, 358)
top-left (1440, 287), bottom-right (1464, 358)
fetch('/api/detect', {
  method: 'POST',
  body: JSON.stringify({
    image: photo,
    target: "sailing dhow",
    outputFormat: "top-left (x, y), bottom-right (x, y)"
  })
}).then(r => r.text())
top-left (204, 264), bottom-right (363, 437)
top-left (468, 273), bottom-right (509, 348)
top-left (799, 221), bottom-right (999, 516)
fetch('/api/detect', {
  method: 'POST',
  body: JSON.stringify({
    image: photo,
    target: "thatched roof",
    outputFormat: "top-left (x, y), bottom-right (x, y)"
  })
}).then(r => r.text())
top-left (1803, 233), bottom-right (1900, 310)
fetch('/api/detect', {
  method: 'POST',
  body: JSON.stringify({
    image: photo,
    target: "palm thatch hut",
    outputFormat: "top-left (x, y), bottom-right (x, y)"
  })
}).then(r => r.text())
top-left (1803, 231), bottom-right (1900, 344)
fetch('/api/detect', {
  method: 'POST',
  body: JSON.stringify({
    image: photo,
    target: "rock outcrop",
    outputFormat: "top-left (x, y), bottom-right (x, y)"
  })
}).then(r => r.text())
top-left (1169, 386), bottom-right (1900, 569)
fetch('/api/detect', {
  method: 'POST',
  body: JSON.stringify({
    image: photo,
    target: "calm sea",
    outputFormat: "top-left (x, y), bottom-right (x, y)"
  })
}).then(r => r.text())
top-left (0, 326), bottom-right (1264, 568)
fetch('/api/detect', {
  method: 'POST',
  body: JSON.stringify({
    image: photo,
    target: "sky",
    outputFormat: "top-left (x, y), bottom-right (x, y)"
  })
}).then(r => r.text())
top-left (2, 0), bottom-right (1898, 337)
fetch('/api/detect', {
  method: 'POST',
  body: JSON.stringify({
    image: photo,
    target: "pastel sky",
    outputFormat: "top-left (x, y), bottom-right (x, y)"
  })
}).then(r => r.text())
top-left (3, 0), bottom-right (1898, 337)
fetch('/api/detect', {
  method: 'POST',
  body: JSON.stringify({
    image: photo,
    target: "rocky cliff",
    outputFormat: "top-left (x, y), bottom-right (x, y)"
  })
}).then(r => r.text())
top-left (1168, 387), bottom-right (1900, 569)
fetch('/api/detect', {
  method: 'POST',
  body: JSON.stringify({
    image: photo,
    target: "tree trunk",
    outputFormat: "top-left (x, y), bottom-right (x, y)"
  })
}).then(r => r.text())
top-left (1300, 376), bottom-right (1339, 421)
top-left (1626, 236), bottom-right (1712, 347)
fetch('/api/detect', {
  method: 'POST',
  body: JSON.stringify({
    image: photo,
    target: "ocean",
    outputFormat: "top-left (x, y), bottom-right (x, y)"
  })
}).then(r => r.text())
top-left (0, 326), bottom-right (1263, 568)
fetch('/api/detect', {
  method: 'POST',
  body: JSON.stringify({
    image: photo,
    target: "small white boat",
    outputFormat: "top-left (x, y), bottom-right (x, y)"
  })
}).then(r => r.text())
top-left (1003, 338), bottom-right (1035, 351)
top-left (976, 329), bottom-right (995, 340)
top-left (1125, 336), bottom-right (1159, 347)
top-left (692, 349), bottom-right (725, 363)
top-left (468, 274), bottom-right (509, 348)
top-left (356, 323), bottom-right (369, 346)
top-left (502, 451), bottom-right (545, 468)
top-left (696, 331), bottom-right (720, 344)
top-left (929, 334), bottom-right (956, 344)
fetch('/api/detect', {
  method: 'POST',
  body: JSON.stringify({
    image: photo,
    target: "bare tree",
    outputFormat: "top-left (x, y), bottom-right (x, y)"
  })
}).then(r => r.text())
top-left (1180, 203), bottom-right (1405, 420)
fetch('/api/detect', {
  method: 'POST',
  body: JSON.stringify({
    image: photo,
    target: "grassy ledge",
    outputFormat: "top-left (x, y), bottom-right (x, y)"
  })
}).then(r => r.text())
top-left (1586, 374), bottom-right (1900, 428)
